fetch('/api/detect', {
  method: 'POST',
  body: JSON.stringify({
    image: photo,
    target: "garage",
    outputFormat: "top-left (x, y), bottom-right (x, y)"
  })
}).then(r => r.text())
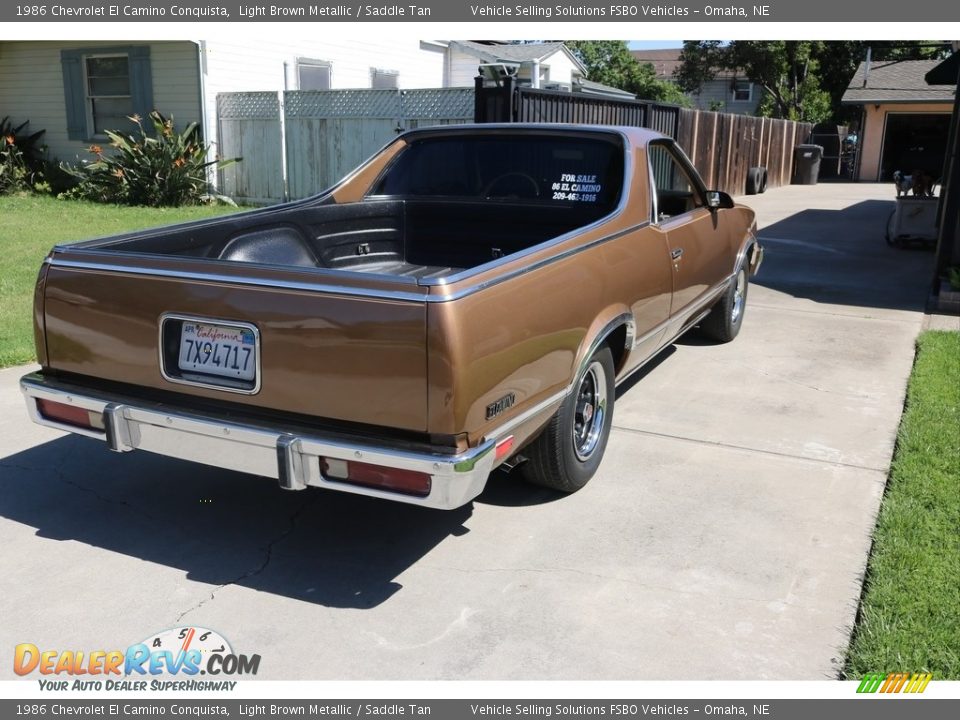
top-left (879, 111), bottom-right (952, 182)
top-left (842, 58), bottom-right (956, 182)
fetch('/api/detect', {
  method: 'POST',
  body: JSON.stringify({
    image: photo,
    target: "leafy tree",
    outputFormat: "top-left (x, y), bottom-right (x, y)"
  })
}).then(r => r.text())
top-left (817, 41), bottom-right (951, 122)
top-left (677, 41), bottom-right (831, 122)
top-left (565, 40), bottom-right (690, 105)
top-left (674, 41), bottom-right (725, 97)
top-left (677, 40), bottom-right (951, 123)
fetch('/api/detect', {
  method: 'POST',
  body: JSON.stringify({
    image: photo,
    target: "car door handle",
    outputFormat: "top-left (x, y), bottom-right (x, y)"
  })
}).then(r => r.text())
top-left (671, 248), bottom-right (684, 260)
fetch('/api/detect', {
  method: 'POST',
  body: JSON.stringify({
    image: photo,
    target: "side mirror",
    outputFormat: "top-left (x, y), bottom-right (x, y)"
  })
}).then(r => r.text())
top-left (707, 191), bottom-right (735, 210)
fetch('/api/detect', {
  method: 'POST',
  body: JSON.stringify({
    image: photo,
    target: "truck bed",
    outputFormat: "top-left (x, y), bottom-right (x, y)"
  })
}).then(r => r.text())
top-left (36, 198), bottom-right (615, 434)
top-left (74, 198), bottom-right (612, 281)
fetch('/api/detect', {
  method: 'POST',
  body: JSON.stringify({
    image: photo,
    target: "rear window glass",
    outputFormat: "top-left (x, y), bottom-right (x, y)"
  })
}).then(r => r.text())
top-left (372, 133), bottom-right (624, 209)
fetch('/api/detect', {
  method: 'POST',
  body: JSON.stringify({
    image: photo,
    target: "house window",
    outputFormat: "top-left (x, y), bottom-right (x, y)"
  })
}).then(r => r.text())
top-left (85, 55), bottom-right (133, 135)
top-left (732, 79), bottom-right (753, 102)
top-left (297, 60), bottom-right (332, 90)
top-left (61, 46), bottom-right (153, 141)
top-left (371, 68), bottom-right (399, 89)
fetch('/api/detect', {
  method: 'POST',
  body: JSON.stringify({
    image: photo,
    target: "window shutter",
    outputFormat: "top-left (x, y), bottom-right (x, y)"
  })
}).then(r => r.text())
top-left (60, 50), bottom-right (86, 141)
top-left (128, 46), bottom-right (154, 120)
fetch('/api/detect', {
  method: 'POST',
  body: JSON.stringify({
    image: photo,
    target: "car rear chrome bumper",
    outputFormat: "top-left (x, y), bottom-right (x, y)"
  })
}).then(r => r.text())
top-left (20, 372), bottom-right (495, 510)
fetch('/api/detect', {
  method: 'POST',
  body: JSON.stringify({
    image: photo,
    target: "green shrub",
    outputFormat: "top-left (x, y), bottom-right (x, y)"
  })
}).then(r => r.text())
top-left (0, 136), bottom-right (28, 194)
top-left (62, 111), bottom-right (238, 207)
top-left (37, 158), bottom-right (79, 196)
top-left (0, 116), bottom-right (46, 192)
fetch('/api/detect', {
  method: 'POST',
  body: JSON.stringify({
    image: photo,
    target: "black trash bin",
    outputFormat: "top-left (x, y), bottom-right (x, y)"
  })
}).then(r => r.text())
top-left (809, 124), bottom-right (846, 178)
top-left (793, 144), bottom-right (823, 185)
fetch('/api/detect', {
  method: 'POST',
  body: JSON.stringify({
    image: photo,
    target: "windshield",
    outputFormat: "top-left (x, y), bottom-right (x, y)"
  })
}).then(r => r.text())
top-left (372, 132), bottom-right (625, 210)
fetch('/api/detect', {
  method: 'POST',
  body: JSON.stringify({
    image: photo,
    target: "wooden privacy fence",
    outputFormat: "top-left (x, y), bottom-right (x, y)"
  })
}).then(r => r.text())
top-left (218, 83), bottom-right (813, 204)
top-left (475, 78), bottom-right (813, 196)
top-left (217, 87), bottom-right (474, 204)
top-left (675, 108), bottom-right (813, 195)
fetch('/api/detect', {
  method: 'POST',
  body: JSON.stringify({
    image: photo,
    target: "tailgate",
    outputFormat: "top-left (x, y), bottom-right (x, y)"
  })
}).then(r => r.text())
top-left (40, 253), bottom-right (429, 432)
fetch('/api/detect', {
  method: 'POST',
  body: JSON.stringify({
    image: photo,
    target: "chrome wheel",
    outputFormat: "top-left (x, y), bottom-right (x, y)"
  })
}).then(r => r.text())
top-left (521, 346), bottom-right (615, 493)
top-left (572, 361), bottom-right (608, 461)
top-left (731, 269), bottom-right (746, 324)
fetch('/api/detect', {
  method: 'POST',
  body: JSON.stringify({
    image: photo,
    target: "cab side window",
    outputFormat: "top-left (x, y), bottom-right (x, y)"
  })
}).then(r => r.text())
top-left (648, 143), bottom-right (704, 222)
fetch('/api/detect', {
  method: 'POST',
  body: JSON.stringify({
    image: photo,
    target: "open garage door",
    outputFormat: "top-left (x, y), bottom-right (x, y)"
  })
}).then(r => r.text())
top-left (880, 113), bottom-right (952, 182)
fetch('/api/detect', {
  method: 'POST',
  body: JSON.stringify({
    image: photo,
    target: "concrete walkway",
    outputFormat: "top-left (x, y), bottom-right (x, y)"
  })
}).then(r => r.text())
top-left (0, 182), bottom-right (942, 680)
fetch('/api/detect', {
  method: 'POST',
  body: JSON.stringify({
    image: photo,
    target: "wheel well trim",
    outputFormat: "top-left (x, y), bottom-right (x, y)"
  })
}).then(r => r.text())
top-left (571, 312), bottom-right (635, 394)
top-left (480, 313), bottom-right (635, 449)
top-left (735, 228), bottom-right (761, 277)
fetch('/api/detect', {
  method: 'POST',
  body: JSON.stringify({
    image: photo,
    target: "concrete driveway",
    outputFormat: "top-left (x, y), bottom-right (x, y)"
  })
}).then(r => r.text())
top-left (0, 183), bottom-right (941, 680)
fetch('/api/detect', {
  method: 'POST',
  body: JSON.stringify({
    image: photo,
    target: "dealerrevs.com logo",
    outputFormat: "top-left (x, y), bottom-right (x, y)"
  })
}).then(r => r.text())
top-left (856, 672), bottom-right (933, 694)
top-left (14, 627), bottom-right (260, 691)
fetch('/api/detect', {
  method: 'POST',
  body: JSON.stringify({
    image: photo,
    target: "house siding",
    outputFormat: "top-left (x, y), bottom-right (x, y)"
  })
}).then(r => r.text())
top-left (201, 39), bottom-right (444, 97)
top-left (199, 39), bottom-right (446, 158)
top-left (690, 79), bottom-right (761, 115)
top-left (535, 50), bottom-right (580, 87)
top-left (0, 41), bottom-right (200, 164)
top-left (448, 47), bottom-right (582, 89)
top-left (449, 49), bottom-right (484, 87)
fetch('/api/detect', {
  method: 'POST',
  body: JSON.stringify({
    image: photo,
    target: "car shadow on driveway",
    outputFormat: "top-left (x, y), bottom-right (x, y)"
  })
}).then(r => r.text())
top-left (0, 339), bottom-right (685, 610)
top-left (0, 435), bottom-right (473, 610)
top-left (750, 200), bottom-right (934, 313)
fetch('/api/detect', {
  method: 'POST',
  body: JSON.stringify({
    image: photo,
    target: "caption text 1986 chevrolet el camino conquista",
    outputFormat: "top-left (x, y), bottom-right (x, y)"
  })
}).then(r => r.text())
top-left (21, 124), bottom-right (762, 509)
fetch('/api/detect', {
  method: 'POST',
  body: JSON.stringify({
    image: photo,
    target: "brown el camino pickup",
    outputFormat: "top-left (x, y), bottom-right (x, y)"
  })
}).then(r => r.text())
top-left (21, 125), bottom-right (762, 509)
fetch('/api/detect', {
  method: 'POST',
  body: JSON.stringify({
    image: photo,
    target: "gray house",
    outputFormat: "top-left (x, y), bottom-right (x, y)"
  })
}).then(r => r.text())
top-left (631, 48), bottom-right (762, 115)
top-left (0, 39), bottom-right (451, 168)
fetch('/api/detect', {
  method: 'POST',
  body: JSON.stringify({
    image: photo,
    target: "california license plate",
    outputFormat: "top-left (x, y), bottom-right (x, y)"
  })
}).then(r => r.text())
top-left (178, 321), bottom-right (257, 382)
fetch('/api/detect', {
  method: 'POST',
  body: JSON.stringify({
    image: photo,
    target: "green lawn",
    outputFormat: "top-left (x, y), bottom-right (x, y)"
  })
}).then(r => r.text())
top-left (0, 193), bottom-right (240, 367)
top-left (845, 330), bottom-right (960, 679)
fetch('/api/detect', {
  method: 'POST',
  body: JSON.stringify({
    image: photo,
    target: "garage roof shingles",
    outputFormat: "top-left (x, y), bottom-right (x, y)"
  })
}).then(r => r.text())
top-left (842, 59), bottom-right (956, 104)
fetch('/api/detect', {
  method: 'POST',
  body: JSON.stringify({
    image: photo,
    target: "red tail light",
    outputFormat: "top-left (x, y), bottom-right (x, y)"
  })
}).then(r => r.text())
top-left (495, 436), bottom-right (514, 462)
top-left (36, 399), bottom-right (104, 431)
top-left (321, 458), bottom-right (431, 497)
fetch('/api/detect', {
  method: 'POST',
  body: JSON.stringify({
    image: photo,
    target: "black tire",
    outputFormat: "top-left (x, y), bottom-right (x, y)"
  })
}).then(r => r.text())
top-left (521, 346), bottom-right (616, 493)
top-left (700, 265), bottom-right (749, 342)
top-left (758, 167), bottom-right (768, 193)
top-left (745, 167), bottom-right (764, 195)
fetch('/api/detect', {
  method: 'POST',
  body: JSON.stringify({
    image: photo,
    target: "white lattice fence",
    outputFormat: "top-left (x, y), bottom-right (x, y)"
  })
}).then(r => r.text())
top-left (217, 88), bottom-right (474, 205)
top-left (217, 92), bottom-right (284, 205)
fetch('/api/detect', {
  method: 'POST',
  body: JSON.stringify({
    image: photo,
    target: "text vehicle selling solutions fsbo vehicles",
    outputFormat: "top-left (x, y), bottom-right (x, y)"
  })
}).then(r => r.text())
top-left (22, 125), bottom-right (762, 509)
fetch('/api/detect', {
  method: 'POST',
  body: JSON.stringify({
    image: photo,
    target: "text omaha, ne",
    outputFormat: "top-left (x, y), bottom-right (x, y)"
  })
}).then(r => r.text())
top-left (469, 4), bottom-right (770, 17)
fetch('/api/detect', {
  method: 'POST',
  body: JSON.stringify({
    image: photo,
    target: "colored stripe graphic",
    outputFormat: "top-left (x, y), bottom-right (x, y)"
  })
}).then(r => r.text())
top-left (856, 673), bottom-right (885, 693)
top-left (905, 673), bottom-right (933, 693)
top-left (881, 672), bottom-right (908, 692)
top-left (856, 672), bottom-right (932, 693)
